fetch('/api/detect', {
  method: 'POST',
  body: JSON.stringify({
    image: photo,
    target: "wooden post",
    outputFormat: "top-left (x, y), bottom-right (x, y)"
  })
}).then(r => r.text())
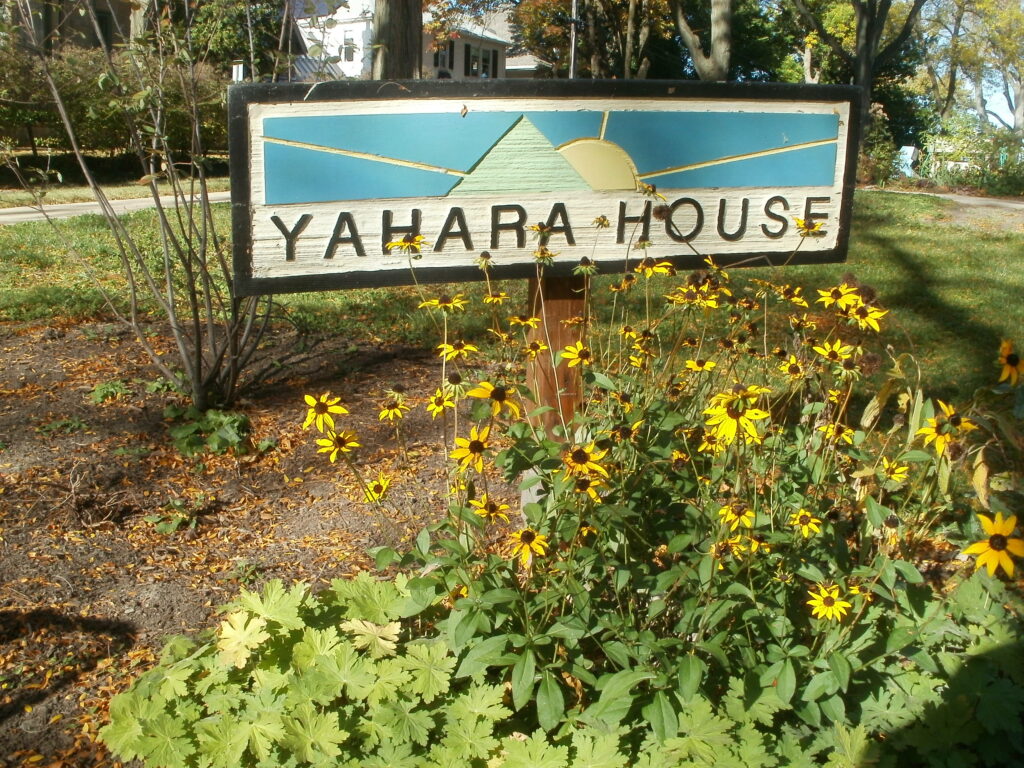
top-left (527, 275), bottom-right (586, 439)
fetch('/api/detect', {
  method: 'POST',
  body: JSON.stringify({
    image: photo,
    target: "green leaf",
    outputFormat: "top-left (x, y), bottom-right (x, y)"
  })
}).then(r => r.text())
top-left (449, 683), bottom-right (508, 722)
top-left (341, 618), bottom-right (400, 658)
top-left (456, 635), bottom-right (508, 679)
top-left (138, 712), bottom-right (196, 767)
top-left (892, 559), bottom-right (924, 584)
top-left (827, 653), bottom-right (852, 692)
top-left (801, 671), bottom-right (838, 702)
top-left (376, 698), bottom-right (434, 747)
top-left (500, 731), bottom-right (569, 768)
top-left (237, 580), bottom-right (307, 631)
top-left (536, 672), bottom-right (565, 732)
top-left (664, 696), bottom-right (734, 762)
top-left (510, 649), bottom-right (537, 712)
top-left (677, 655), bottom-right (705, 702)
top-left (216, 611), bottom-right (269, 669)
top-left (643, 691), bottom-right (679, 742)
top-left (776, 659), bottom-right (797, 705)
top-left (819, 694), bottom-right (847, 724)
top-left (580, 669), bottom-right (654, 727)
top-left (400, 640), bottom-right (456, 703)
top-left (825, 724), bottom-right (878, 768)
top-left (99, 694), bottom-right (145, 760)
top-left (570, 731), bottom-right (627, 768)
top-left (280, 703), bottom-right (347, 763)
top-left (864, 496), bottom-right (889, 528)
top-left (195, 714), bottom-right (248, 768)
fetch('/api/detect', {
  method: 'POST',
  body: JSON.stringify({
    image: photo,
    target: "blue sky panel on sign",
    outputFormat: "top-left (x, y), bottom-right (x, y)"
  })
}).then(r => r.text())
top-left (605, 112), bottom-right (839, 175)
top-left (522, 111), bottom-right (604, 148)
top-left (262, 113), bottom-right (520, 172)
top-left (263, 143), bottom-right (458, 204)
top-left (648, 143), bottom-right (838, 188)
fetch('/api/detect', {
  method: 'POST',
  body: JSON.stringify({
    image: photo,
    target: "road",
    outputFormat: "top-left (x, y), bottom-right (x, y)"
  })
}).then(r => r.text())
top-left (0, 191), bottom-right (233, 224)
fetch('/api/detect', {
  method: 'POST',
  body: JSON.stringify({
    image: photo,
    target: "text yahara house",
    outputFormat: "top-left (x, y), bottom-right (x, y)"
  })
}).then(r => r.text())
top-left (229, 80), bottom-right (860, 297)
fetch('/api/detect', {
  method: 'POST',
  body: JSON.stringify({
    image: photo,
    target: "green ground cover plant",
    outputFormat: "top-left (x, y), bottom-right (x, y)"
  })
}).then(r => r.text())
top-left (101, 200), bottom-right (1024, 767)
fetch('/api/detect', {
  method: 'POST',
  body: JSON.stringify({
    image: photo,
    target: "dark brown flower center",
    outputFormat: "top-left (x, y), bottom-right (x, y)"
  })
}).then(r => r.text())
top-left (788, 364), bottom-right (801, 375)
top-left (490, 387), bottom-right (507, 402)
top-left (884, 514), bottom-right (900, 529)
top-left (578, 349), bottom-right (592, 361)
top-left (989, 534), bottom-right (1008, 551)
top-left (468, 440), bottom-right (485, 453)
top-left (575, 478), bottom-right (591, 491)
top-left (520, 530), bottom-right (536, 544)
top-left (571, 448), bottom-right (590, 464)
top-left (799, 514), bottom-right (811, 525)
top-left (822, 596), bottom-right (835, 607)
top-left (485, 502), bottom-right (499, 514)
top-left (448, 372), bottom-right (462, 385)
top-left (949, 413), bottom-right (962, 427)
top-left (372, 483), bottom-right (384, 494)
top-left (1008, 353), bottom-right (1021, 367)
top-left (314, 402), bottom-right (329, 414)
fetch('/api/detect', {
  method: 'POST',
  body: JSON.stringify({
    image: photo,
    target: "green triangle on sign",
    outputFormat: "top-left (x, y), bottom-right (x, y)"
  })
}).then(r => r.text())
top-left (448, 116), bottom-right (592, 196)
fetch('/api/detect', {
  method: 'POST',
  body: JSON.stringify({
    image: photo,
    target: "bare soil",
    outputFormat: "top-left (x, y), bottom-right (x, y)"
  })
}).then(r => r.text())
top-left (0, 321), bottom-right (460, 766)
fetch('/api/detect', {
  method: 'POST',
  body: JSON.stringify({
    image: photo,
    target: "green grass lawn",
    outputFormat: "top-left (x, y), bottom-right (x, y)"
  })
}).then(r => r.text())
top-left (0, 176), bottom-right (232, 208)
top-left (1, 190), bottom-right (1021, 404)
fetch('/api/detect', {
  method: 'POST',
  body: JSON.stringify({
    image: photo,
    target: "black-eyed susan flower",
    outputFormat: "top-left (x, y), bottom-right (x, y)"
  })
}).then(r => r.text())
top-left (816, 284), bottom-right (859, 310)
top-left (385, 234), bottom-right (428, 254)
top-left (852, 304), bottom-right (888, 332)
top-left (818, 421), bottom-right (854, 445)
top-left (712, 535), bottom-right (747, 568)
top-left (813, 339), bottom-right (854, 364)
top-left (916, 400), bottom-right (976, 457)
top-left (665, 283), bottom-right (720, 309)
top-left (685, 359), bottom-right (717, 373)
top-left (718, 501), bottom-right (754, 531)
top-left (638, 181), bottom-right (667, 201)
top-left (563, 443), bottom-right (609, 477)
top-left (522, 340), bottom-right (548, 361)
top-left (444, 371), bottom-right (467, 399)
top-left (488, 328), bottom-right (515, 346)
top-left (609, 274), bottom-right (637, 293)
top-left (779, 285), bottom-right (809, 307)
top-left (451, 425), bottom-right (490, 473)
top-left (419, 293), bottom-right (468, 311)
top-left (483, 291), bottom-right (509, 305)
top-left (794, 217), bottom-right (826, 237)
top-left (963, 512), bottom-right (1024, 577)
top-left (437, 340), bottom-right (479, 361)
top-left (790, 313), bottom-right (817, 332)
top-left (789, 509), bottom-right (822, 538)
top-left (670, 449), bottom-right (690, 470)
top-left (593, 215), bottom-right (611, 228)
top-left (573, 257), bottom-right (599, 276)
top-left (509, 314), bottom-right (541, 329)
top-left (848, 583), bottom-right (874, 603)
top-left (470, 494), bottom-right (510, 524)
top-left (363, 472), bottom-right (390, 503)
top-left (635, 257), bottom-right (673, 277)
top-left (881, 457), bottom-right (909, 483)
top-left (703, 384), bottom-right (771, 445)
top-left (533, 246), bottom-right (557, 264)
top-left (378, 397), bottom-right (410, 422)
top-left (467, 380), bottom-right (521, 419)
top-left (778, 355), bottom-right (807, 381)
top-left (303, 393), bottom-right (348, 432)
top-left (561, 341), bottom-right (593, 367)
top-left (611, 391), bottom-right (634, 413)
top-left (316, 429), bottom-right (360, 462)
top-left (607, 419), bottom-right (644, 444)
top-left (698, 430), bottom-right (726, 455)
top-left (997, 340), bottom-right (1023, 386)
top-left (573, 475), bottom-right (605, 501)
top-left (807, 584), bottom-right (852, 621)
top-left (425, 388), bottom-right (454, 419)
top-left (510, 528), bottom-right (548, 570)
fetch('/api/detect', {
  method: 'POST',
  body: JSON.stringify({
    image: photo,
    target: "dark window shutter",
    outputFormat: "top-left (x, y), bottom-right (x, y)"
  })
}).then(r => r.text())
top-left (464, 44), bottom-right (472, 76)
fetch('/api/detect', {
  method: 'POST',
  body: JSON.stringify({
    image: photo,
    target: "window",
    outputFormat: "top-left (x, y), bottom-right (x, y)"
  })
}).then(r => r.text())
top-left (343, 34), bottom-right (355, 62)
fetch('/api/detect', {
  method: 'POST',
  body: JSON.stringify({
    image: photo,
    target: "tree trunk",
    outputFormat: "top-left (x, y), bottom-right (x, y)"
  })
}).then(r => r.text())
top-left (669, 0), bottom-right (732, 81)
top-left (372, 0), bottom-right (422, 80)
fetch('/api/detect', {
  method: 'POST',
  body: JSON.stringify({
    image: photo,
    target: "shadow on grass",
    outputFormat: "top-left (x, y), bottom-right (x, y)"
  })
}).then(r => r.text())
top-left (856, 229), bottom-right (1005, 403)
top-left (0, 609), bottom-right (137, 726)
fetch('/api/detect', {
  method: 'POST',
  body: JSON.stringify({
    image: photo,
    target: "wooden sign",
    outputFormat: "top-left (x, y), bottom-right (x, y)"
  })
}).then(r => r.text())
top-left (229, 80), bottom-right (861, 297)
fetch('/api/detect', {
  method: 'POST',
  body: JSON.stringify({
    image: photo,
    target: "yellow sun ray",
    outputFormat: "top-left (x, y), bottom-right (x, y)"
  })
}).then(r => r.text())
top-left (638, 137), bottom-right (837, 180)
top-left (261, 136), bottom-right (469, 177)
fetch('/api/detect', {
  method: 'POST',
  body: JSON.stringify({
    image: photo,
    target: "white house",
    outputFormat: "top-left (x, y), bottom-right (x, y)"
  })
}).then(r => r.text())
top-left (290, 0), bottom-right (520, 81)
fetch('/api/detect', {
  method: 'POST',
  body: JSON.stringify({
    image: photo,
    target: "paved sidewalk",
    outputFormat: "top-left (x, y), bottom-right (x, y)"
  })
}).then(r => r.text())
top-left (0, 190), bottom-right (232, 224)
